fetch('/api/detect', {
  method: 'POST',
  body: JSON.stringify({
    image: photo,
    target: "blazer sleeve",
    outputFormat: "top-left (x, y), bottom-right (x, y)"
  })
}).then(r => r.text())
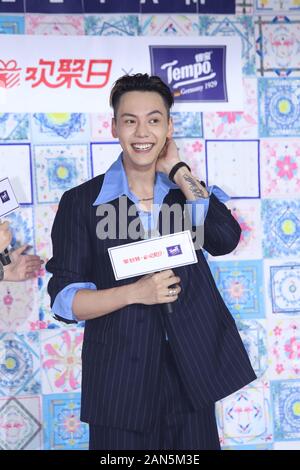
top-left (46, 189), bottom-right (94, 318)
top-left (202, 193), bottom-right (241, 256)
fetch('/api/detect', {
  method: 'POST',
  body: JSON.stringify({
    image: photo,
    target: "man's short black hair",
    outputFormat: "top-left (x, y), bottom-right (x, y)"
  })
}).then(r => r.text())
top-left (110, 73), bottom-right (174, 118)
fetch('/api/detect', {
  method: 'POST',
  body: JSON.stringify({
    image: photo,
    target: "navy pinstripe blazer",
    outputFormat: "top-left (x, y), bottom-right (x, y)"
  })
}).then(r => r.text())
top-left (46, 174), bottom-right (257, 432)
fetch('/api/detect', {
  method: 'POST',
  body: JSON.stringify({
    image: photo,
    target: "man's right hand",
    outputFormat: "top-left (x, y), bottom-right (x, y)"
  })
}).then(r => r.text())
top-left (0, 221), bottom-right (12, 253)
top-left (131, 269), bottom-right (181, 305)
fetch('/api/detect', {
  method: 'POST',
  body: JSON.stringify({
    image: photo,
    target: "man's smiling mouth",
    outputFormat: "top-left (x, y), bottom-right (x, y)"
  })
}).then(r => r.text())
top-left (131, 143), bottom-right (155, 152)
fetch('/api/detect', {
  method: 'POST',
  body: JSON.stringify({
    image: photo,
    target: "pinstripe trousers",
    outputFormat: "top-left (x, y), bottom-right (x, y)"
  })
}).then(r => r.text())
top-left (89, 339), bottom-right (221, 451)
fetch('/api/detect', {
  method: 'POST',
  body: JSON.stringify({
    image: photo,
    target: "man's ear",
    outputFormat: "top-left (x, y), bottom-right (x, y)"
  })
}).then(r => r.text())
top-left (111, 117), bottom-right (118, 138)
top-left (167, 116), bottom-right (174, 139)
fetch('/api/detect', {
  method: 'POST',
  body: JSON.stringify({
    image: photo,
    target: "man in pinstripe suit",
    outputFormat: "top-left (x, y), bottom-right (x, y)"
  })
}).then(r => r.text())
top-left (46, 74), bottom-right (256, 450)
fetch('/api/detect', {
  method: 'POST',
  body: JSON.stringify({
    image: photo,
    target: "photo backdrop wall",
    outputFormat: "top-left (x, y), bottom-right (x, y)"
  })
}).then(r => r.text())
top-left (0, 0), bottom-right (300, 450)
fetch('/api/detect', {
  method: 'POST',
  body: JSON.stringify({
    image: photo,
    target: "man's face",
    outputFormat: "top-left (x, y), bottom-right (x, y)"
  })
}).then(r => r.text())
top-left (111, 91), bottom-right (173, 169)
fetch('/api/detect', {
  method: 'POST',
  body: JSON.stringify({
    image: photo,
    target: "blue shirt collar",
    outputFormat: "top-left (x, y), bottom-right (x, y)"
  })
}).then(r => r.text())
top-left (93, 152), bottom-right (178, 206)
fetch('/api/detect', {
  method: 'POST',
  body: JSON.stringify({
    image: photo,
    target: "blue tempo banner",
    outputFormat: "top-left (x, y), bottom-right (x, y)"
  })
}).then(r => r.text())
top-left (26, 0), bottom-right (83, 13)
top-left (0, 0), bottom-right (235, 14)
top-left (85, 0), bottom-right (235, 14)
top-left (0, 0), bottom-right (25, 13)
top-left (198, 0), bottom-right (235, 14)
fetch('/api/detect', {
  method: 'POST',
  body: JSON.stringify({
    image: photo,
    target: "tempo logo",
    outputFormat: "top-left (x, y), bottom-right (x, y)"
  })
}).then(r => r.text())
top-left (0, 191), bottom-right (10, 203)
top-left (150, 45), bottom-right (228, 103)
top-left (166, 245), bottom-right (182, 257)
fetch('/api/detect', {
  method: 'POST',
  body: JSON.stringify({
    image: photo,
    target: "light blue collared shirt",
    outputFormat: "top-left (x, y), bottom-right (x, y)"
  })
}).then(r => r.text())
top-left (52, 153), bottom-right (229, 321)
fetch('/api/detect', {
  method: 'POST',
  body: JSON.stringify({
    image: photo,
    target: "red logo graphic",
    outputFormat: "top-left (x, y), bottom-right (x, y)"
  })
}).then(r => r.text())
top-left (25, 58), bottom-right (112, 89)
top-left (0, 60), bottom-right (21, 89)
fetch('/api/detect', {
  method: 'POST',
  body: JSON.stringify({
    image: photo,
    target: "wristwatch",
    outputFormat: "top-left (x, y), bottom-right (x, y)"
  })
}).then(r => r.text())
top-left (169, 162), bottom-right (191, 183)
top-left (0, 259), bottom-right (4, 281)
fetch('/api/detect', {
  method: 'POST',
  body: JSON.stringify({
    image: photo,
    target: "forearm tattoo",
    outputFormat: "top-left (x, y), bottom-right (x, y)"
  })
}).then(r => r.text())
top-left (182, 173), bottom-right (208, 198)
